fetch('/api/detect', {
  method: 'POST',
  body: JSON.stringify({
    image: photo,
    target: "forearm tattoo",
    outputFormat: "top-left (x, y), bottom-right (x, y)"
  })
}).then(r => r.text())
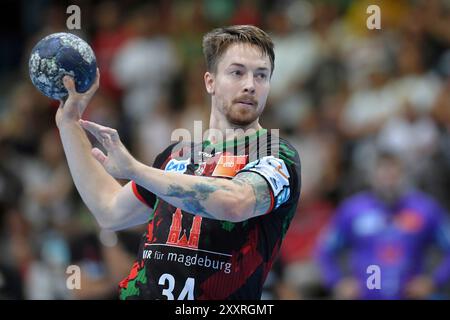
top-left (164, 179), bottom-right (231, 219)
top-left (163, 173), bottom-right (271, 220)
top-left (233, 172), bottom-right (271, 216)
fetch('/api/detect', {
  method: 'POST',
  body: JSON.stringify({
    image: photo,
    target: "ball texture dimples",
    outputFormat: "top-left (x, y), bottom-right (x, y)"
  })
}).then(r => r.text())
top-left (29, 32), bottom-right (97, 100)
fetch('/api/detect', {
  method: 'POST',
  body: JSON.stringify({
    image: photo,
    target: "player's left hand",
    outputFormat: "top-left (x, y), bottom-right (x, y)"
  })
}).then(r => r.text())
top-left (79, 119), bottom-right (138, 180)
top-left (404, 275), bottom-right (435, 299)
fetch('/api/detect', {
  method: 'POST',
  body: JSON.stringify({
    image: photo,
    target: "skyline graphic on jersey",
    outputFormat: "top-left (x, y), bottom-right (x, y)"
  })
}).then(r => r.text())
top-left (166, 208), bottom-right (203, 249)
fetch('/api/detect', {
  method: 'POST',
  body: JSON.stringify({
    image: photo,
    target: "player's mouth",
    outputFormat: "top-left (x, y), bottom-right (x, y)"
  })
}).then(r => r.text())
top-left (235, 98), bottom-right (257, 107)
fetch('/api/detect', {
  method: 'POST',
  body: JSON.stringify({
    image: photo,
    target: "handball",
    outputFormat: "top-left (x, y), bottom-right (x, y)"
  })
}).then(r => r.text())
top-left (29, 32), bottom-right (97, 100)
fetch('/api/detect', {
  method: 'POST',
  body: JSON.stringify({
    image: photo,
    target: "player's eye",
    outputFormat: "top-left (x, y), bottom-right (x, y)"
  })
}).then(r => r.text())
top-left (230, 70), bottom-right (242, 77)
top-left (256, 73), bottom-right (267, 80)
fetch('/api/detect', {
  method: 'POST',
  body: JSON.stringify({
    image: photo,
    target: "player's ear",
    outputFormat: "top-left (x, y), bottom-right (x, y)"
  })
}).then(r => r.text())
top-left (204, 72), bottom-right (215, 95)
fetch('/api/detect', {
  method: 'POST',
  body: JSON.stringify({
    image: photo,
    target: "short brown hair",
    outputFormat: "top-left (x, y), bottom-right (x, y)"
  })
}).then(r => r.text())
top-left (202, 25), bottom-right (275, 76)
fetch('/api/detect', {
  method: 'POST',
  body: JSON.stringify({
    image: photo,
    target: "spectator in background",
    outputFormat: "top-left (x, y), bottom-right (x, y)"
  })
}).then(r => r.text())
top-left (316, 150), bottom-right (450, 299)
top-left (265, 3), bottom-right (321, 132)
top-left (0, 82), bottom-right (54, 156)
top-left (277, 110), bottom-right (340, 299)
top-left (0, 143), bottom-right (24, 300)
top-left (112, 3), bottom-right (180, 124)
top-left (230, 0), bottom-right (262, 27)
top-left (0, 262), bottom-right (24, 299)
top-left (19, 129), bottom-right (74, 230)
top-left (431, 79), bottom-right (450, 210)
top-left (91, 1), bottom-right (131, 100)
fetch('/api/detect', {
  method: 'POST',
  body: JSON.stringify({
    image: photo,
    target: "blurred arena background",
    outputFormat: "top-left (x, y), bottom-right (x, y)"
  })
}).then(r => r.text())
top-left (0, 0), bottom-right (449, 299)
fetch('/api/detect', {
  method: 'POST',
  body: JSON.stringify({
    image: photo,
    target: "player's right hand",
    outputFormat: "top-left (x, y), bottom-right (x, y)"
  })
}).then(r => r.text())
top-left (55, 68), bottom-right (100, 127)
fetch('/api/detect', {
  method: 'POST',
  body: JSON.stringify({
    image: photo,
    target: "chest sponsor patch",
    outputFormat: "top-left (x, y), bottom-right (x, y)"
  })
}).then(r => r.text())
top-left (211, 153), bottom-right (248, 178)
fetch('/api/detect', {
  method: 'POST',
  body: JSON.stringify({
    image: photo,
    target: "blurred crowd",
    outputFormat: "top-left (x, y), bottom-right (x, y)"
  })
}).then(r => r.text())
top-left (0, 0), bottom-right (450, 299)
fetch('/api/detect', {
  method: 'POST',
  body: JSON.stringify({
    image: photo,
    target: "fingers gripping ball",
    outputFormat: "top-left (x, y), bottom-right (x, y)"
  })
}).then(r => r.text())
top-left (29, 32), bottom-right (97, 100)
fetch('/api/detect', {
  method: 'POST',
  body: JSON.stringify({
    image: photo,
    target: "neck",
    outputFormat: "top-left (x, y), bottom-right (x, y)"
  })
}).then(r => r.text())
top-left (207, 106), bottom-right (263, 144)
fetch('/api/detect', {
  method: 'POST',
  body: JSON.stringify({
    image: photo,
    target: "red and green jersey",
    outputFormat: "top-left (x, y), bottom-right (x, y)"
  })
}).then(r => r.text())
top-left (119, 129), bottom-right (301, 300)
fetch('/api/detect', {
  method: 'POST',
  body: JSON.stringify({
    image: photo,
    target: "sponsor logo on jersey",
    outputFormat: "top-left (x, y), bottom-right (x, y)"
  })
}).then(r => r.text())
top-left (165, 158), bottom-right (191, 173)
top-left (194, 162), bottom-right (207, 176)
top-left (212, 154), bottom-right (248, 178)
top-left (394, 210), bottom-right (424, 233)
top-left (198, 151), bottom-right (216, 159)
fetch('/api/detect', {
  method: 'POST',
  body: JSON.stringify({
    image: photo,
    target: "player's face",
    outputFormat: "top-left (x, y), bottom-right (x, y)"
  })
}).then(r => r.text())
top-left (371, 156), bottom-right (405, 202)
top-left (205, 43), bottom-right (271, 126)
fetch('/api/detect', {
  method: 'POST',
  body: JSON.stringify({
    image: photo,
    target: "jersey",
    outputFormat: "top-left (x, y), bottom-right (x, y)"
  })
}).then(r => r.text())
top-left (316, 191), bottom-right (450, 299)
top-left (118, 128), bottom-right (301, 300)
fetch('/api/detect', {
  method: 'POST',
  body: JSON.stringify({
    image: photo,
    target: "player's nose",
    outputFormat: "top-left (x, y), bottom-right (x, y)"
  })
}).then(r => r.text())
top-left (242, 74), bottom-right (256, 95)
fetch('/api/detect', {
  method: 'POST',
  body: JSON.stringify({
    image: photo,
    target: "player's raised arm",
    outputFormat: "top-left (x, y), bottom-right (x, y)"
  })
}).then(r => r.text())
top-left (56, 73), bottom-right (149, 230)
top-left (80, 119), bottom-right (294, 223)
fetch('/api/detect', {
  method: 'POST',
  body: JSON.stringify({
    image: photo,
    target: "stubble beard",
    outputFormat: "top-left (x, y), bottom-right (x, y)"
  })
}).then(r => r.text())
top-left (224, 102), bottom-right (260, 127)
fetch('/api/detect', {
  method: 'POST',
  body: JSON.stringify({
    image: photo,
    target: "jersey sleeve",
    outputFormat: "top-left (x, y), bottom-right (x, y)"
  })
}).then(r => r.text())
top-left (237, 140), bottom-right (301, 214)
top-left (237, 156), bottom-right (289, 213)
top-left (131, 142), bottom-right (178, 208)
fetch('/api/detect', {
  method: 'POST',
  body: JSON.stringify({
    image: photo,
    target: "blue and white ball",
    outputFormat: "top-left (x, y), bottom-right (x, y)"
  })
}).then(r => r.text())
top-left (29, 32), bottom-right (97, 100)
